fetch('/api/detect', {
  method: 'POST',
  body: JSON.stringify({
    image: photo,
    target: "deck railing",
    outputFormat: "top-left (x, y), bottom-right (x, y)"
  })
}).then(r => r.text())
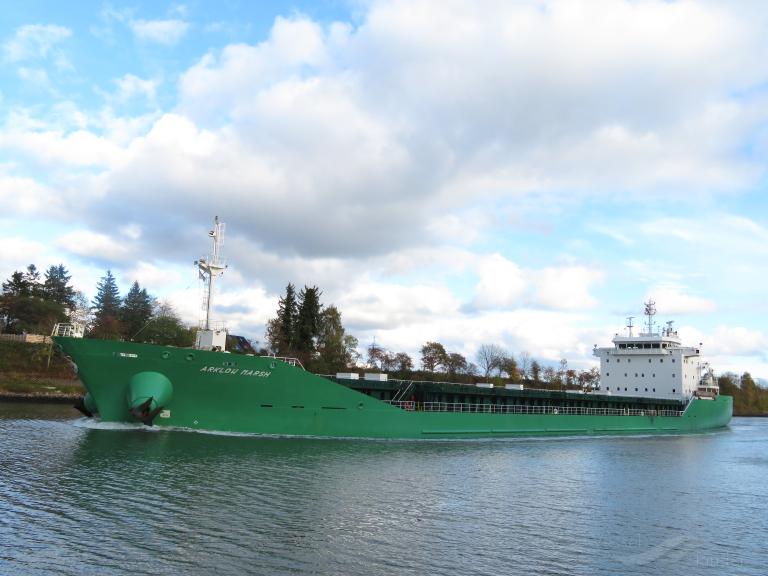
top-left (384, 401), bottom-right (683, 418)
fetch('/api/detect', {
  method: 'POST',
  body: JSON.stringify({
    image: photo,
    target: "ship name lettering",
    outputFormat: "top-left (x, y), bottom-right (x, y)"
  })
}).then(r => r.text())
top-left (198, 366), bottom-right (270, 378)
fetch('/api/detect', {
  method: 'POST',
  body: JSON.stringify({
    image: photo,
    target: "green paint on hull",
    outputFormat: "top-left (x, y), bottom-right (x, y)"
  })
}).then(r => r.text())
top-left (55, 338), bottom-right (733, 439)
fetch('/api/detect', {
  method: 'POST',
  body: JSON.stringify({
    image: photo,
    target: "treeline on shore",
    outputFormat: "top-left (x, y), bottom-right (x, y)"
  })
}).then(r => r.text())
top-left (265, 284), bottom-right (600, 390)
top-left (1, 264), bottom-right (193, 346)
top-left (718, 373), bottom-right (768, 416)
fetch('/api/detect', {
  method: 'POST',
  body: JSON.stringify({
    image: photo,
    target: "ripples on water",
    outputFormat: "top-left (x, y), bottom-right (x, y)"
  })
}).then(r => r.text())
top-left (1, 403), bottom-right (766, 576)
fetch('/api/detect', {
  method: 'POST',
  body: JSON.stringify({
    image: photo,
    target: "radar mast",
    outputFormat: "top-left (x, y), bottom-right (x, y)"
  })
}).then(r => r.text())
top-left (194, 217), bottom-right (228, 351)
top-left (644, 299), bottom-right (656, 335)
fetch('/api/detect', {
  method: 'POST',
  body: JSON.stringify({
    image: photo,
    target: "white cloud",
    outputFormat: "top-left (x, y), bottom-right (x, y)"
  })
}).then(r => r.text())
top-left (129, 19), bottom-right (189, 45)
top-left (0, 173), bottom-right (62, 216)
top-left (647, 285), bottom-right (716, 316)
top-left (124, 261), bottom-right (182, 289)
top-left (474, 254), bottom-right (527, 309)
top-left (3, 24), bottom-right (71, 62)
top-left (114, 74), bottom-right (158, 103)
top-left (56, 230), bottom-right (134, 262)
top-left (534, 266), bottom-right (603, 311)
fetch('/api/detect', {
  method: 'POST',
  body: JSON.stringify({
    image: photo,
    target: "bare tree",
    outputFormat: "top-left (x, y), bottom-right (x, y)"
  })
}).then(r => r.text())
top-left (476, 344), bottom-right (504, 380)
top-left (518, 351), bottom-right (532, 382)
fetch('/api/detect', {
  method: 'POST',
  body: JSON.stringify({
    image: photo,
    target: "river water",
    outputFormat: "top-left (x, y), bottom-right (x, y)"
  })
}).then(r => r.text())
top-left (0, 402), bottom-right (765, 576)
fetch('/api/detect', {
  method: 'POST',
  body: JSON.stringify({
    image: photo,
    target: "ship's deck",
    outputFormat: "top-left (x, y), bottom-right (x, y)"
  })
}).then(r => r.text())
top-left (331, 376), bottom-right (686, 415)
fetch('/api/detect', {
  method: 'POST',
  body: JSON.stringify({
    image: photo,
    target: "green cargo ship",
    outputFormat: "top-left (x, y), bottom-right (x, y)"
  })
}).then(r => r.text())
top-left (52, 219), bottom-right (732, 438)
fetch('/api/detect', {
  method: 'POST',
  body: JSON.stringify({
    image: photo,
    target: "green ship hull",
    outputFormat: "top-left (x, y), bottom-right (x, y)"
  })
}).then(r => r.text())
top-left (55, 338), bottom-right (733, 439)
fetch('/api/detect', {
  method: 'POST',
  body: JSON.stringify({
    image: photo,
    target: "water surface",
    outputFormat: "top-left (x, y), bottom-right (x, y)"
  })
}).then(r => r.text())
top-left (1, 403), bottom-right (765, 575)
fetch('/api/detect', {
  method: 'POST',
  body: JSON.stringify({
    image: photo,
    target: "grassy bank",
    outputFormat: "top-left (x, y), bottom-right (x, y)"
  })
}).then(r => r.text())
top-left (0, 340), bottom-right (82, 399)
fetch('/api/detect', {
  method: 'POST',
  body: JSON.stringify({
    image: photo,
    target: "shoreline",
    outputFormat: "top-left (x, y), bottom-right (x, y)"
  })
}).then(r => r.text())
top-left (0, 392), bottom-right (80, 404)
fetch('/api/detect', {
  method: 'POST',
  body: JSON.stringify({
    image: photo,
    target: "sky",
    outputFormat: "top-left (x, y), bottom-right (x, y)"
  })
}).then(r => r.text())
top-left (1, 0), bottom-right (768, 378)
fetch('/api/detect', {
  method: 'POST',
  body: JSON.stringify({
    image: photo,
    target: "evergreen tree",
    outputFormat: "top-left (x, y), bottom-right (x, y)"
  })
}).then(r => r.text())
top-left (296, 285), bottom-right (322, 364)
top-left (121, 281), bottom-right (155, 340)
top-left (273, 283), bottom-right (298, 355)
top-left (23, 264), bottom-right (42, 297)
top-left (43, 264), bottom-right (76, 309)
top-left (0, 267), bottom-right (65, 333)
top-left (90, 270), bottom-right (123, 339)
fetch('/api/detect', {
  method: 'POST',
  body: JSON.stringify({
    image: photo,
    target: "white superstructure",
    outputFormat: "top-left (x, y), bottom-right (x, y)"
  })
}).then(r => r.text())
top-left (593, 300), bottom-right (717, 401)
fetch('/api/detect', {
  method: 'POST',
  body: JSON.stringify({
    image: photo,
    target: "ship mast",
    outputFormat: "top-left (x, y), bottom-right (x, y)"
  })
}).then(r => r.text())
top-left (196, 216), bottom-right (227, 330)
top-left (644, 299), bottom-right (656, 335)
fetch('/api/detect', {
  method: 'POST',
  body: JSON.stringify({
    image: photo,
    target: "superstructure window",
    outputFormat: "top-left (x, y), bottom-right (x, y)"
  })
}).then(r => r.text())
top-left (672, 388), bottom-right (676, 393)
top-left (653, 388), bottom-right (656, 392)
top-left (606, 372), bottom-right (610, 376)
top-left (635, 387), bottom-right (638, 392)
top-left (606, 358), bottom-right (610, 363)
top-left (641, 373), bottom-right (645, 377)
top-left (672, 359), bottom-right (676, 363)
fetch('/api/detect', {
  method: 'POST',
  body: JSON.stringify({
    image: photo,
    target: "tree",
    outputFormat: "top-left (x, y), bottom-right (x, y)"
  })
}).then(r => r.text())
top-left (42, 264), bottom-right (76, 309)
top-left (90, 270), bottom-right (123, 339)
top-left (530, 360), bottom-right (542, 384)
top-left (141, 300), bottom-right (195, 346)
top-left (499, 355), bottom-right (520, 381)
top-left (69, 290), bottom-right (92, 329)
top-left (272, 283), bottom-right (298, 355)
top-left (296, 285), bottom-right (322, 362)
top-left (518, 351), bottom-right (532, 382)
top-left (0, 267), bottom-right (65, 334)
top-left (315, 305), bottom-right (357, 373)
top-left (420, 341), bottom-right (448, 372)
top-left (23, 264), bottom-right (42, 297)
top-left (393, 352), bottom-right (414, 377)
top-left (476, 344), bottom-right (504, 379)
top-left (367, 340), bottom-right (384, 369)
top-left (121, 281), bottom-right (155, 340)
top-left (445, 352), bottom-right (468, 379)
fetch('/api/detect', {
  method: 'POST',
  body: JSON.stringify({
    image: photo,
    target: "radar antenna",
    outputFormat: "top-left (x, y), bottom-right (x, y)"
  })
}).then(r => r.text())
top-left (644, 299), bottom-right (656, 335)
top-left (626, 316), bottom-right (635, 337)
top-left (195, 216), bottom-right (227, 330)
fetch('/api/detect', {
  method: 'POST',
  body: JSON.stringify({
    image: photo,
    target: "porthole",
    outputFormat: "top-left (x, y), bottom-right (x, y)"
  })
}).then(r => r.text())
top-left (161, 351), bottom-right (171, 359)
top-left (270, 361), bottom-right (277, 369)
top-left (186, 353), bottom-right (195, 361)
